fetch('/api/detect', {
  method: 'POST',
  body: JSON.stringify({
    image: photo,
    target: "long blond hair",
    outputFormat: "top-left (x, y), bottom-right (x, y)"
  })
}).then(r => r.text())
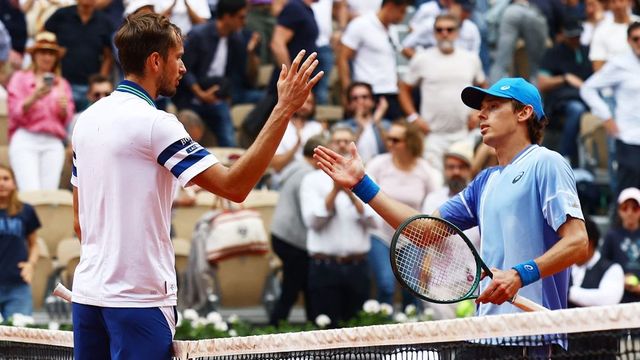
top-left (0, 165), bottom-right (23, 217)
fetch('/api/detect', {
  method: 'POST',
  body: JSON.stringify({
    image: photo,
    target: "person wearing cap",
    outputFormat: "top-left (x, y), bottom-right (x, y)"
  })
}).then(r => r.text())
top-left (580, 22), bottom-right (640, 199)
top-left (537, 17), bottom-right (593, 167)
top-left (399, 13), bottom-right (486, 172)
top-left (314, 77), bottom-right (588, 330)
top-left (601, 187), bottom-right (640, 303)
top-left (7, 31), bottom-right (74, 191)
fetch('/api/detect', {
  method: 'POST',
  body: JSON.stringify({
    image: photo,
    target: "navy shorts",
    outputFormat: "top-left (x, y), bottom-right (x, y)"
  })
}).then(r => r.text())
top-left (72, 303), bottom-right (175, 360)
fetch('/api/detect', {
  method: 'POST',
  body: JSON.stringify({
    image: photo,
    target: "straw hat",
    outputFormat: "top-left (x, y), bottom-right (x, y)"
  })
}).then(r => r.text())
top-left (26, 32), bottom-right (66, 58)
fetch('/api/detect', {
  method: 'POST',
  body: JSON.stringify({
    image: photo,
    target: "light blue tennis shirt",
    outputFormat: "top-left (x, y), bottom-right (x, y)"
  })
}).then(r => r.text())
top-left (440, 144), bottom-right (584, 316)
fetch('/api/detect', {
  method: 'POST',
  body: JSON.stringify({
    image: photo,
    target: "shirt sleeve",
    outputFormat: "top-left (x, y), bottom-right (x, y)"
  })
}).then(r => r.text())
top-left (151, 114), bottom-right (218, 187)
top-left (439, 169), bottom-right (491, 230)
top-left (580, 60), bottom-right (624, 121)
top-left (277, 3), bottom-right (301, 30)
top-left (402, 53), bottom-right (424, 86)
top-left (23, 204), bottom-right (42, 236)
top-left (536, 151), bottom-right (584, 231)
top-left (70, 149), bottom-right (78, 187)
top-left (299, 172), bottom-right (332, 231)
top-left (588, 26), bottom-right (607, 62)
top-left (340, 18), bottom-right (362, 51)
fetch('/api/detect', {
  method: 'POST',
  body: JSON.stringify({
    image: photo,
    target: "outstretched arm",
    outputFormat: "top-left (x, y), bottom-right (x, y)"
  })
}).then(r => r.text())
top-left (193, 50), bottom-right (323, 202)
top-left (313, 142), bottom-right (420, 229)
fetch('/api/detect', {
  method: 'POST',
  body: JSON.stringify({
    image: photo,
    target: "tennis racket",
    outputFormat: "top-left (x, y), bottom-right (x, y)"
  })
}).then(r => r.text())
top-left (390, 215), bottom-right (548, 312)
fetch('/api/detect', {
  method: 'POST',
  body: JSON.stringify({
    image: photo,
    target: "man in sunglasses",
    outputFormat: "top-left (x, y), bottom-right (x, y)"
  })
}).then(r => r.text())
top-left (399, 13), bottom-right (486, 171)
top-left (580, 22), bottom-right (640, 198)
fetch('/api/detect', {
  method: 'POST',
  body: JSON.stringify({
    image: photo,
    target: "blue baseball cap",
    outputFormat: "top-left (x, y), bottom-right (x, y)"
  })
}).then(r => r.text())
top-left (461, 78), bottom-right (545, 121)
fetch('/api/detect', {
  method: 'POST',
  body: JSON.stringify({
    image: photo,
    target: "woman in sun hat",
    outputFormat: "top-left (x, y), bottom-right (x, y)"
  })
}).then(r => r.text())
top-left (7, 31), bottom-right (74, 191)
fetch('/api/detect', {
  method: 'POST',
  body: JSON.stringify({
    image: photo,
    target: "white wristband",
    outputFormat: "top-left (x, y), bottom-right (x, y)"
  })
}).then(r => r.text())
top-left (407, 113), bottom-right (419, 123)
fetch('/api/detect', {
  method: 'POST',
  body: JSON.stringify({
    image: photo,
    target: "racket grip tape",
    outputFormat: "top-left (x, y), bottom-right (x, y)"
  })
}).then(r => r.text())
top-left (512, 260), bottom-right (540, 287)
top-left (351, 174), bottom-right (380, 203)
top-left (511, 293), bottom-right (550, 312)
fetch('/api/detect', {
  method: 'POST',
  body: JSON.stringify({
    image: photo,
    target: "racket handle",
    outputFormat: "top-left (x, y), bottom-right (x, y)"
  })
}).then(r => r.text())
top-left (511, 293), bottom-right (549, 312)
top-left (53, 283), bottom-right (72, 303)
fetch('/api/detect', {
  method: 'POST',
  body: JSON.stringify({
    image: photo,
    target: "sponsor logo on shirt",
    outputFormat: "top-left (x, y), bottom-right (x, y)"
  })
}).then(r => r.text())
top-left (185, 144), bottom-right (198, 154)
top-left (512, 171), bottom-right (524, 184)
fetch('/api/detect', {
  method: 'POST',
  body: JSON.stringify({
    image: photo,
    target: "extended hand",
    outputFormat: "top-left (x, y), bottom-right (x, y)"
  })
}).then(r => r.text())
top-left (276, 50), bottom-right (323, 115)
top-left (476, 268), bottom-right (522, 305)
top-left (313, 142), bottom-right (365, 189)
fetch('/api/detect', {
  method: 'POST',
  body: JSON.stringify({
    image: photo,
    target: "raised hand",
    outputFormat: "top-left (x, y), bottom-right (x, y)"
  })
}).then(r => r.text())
top-left (276, 50), bottom-right (324, 116)
top-left (313, 142), bottom-right (365, 189)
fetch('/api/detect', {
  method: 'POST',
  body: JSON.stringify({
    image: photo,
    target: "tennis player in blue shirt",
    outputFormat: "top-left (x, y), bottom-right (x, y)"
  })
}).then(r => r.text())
top-left (314, 78), bottom-right (588, 317)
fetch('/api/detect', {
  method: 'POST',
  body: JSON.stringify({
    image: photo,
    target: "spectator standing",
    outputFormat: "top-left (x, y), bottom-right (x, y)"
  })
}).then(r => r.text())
top-left (589, 0), bottom-right (639, 71)
top-left (339, 82), bottom-right (390, 163)
top-left (246, 0), bottom-right (277, 63)
top-left (7, 31), bottom-right (74, 191)
top-left (300, 126), bottom-right (375, 327)
top-left (311, 0), bottom-right (347, 104)
top-left (366, 121), bottom-right (439, 308)
top-left (581, 0), bottom-right (606, 47)
top-left (269, 136), bottom-right (323, 326)
top-left (345, 0), bottom-right (381, 19)
top-left (537, 18), bottom-right (593, 167)
top-left (44, 0), bottom-right (114, 111)
top-left (338, 0), bottom-right (411, 121)
top-left (580, 22), bottom-right (640, 196)
top-left (0, 165), bottom-right (40, 321)
top-left (399, 13), bottom-right (486, 171)
top-left (600, 187), bottom-right (640, 303)
top-left (175, 0), bottom-right (255, 147)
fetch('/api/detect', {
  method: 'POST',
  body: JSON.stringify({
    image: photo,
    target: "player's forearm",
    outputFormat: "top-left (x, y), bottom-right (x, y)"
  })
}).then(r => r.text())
top-left (224, 103), bottom-right (293, 201)
top-left (368, 191), bottom-right (420, 230)
top-left (535, 219), bottom-right (588, 278)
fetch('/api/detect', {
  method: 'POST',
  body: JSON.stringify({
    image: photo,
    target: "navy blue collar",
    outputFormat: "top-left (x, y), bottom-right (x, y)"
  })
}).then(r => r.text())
top-left (115, 80), bottom-right (156, 108)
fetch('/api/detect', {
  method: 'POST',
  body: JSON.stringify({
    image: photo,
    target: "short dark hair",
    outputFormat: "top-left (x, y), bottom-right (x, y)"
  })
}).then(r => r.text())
top-left (346, 81), bottom-right (373, 99)
top-left (115, 13), bottom-right (182, 77)
top-left (216, 0), bottom-right (247, 18)
top-left (303, 135), bottom-right (326, 158)
top-left (511, 100), bottom-right (548, 145)
top-left (628, 21), bottom-right (640, 37)
top-left (87, 74), bottom-right (111, 88)
top-left (382, 0), bottom-right (413, 6)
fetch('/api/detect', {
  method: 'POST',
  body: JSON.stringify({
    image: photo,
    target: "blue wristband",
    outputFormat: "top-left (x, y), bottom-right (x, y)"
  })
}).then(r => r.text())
top-left (351, 174), bottom-right (380, 203)
top-left (512, 260), bottom-right (541, 287)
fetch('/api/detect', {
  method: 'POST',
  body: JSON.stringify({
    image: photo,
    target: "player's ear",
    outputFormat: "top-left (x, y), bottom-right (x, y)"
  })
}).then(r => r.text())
top-left (516, 105), bottom-right (535, 123)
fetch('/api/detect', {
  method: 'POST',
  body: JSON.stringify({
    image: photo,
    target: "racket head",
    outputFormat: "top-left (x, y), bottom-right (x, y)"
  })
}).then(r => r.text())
top-left (390, 215), bottom-right (488, 304)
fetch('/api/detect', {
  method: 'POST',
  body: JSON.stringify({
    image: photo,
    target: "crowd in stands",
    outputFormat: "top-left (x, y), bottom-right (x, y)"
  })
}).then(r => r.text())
top-left (1, 0), bottom-right (640, 326)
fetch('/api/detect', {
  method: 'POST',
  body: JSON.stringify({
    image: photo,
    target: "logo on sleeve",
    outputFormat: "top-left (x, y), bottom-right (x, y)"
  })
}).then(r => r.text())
top-left (512, 171), bottom-right (524, 184)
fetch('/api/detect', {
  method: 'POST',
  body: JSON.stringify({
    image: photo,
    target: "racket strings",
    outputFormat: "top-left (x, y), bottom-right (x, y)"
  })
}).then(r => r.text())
top-left (394, 218), bottom-right (478, 302)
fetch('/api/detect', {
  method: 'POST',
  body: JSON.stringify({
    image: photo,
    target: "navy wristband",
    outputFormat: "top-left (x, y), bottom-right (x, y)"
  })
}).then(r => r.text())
top-left (351, 174), bottom-right (380, 203)
top-left (512, 260), bottom-right (541, 287)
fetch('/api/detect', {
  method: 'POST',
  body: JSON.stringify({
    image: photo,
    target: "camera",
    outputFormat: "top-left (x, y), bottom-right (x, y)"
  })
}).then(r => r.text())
top-left (43, 73), bottom-right (55, 87)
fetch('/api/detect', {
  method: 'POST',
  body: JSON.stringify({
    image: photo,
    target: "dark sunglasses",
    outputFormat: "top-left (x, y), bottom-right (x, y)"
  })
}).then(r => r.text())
top-left (350, 94), bottom-right (372, 101)
top-left (92, 91), bottom-right (111, 98)
top-left (386, 137), bottom-right (404, 144)
top-left (435, 26), bottom-right (457, 34)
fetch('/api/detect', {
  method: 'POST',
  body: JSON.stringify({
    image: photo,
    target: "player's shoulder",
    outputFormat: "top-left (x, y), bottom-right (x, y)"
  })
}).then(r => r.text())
top-left (529, 145), bottom-right (566, 164)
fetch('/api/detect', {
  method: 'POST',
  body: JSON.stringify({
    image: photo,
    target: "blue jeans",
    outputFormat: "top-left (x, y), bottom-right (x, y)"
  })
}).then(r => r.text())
top-left (314, 45), bottom-right (334, 105)
top-left (559, 100), bottom-right (587, 164)
top-left (369, 235), bottom-right (421, 308)
top-left (189, 101), bottom-right (237, 147)
top-left (0, 283), bottom-right (32, 320)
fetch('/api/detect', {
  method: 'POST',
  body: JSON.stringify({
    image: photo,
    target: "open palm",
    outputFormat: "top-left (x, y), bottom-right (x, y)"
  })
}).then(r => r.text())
top-left (313, 142), bottom-right (365, 189)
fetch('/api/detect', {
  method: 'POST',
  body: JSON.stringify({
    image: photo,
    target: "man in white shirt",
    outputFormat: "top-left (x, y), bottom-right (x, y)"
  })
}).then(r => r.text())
top-left (157, 0), bottom-right (212, 35)
top-left (300, 126), bottom-right (376, 327)
top-left (311, 0), bottom-right (347, 104)
top-left (399, 13), bottom-right (486, 171)
top-left (588, 0), bottom-right (639, 71)
top-left (580, 22), bottom-right (640, 197)
top-left (338, 0), bottom-right (412, 120)
top-left (71, 13), bottom-right (322, 360)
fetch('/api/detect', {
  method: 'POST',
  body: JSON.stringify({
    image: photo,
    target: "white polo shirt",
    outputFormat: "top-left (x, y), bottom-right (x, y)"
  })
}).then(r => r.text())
top-left (341, 12), bottom-right (398, 94)
top-left (71, 80), bottom-right (218, 307)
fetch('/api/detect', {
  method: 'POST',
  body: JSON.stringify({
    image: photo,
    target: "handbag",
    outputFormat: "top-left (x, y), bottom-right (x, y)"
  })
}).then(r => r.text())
top-left (205, 197), bottom-right (269, 264)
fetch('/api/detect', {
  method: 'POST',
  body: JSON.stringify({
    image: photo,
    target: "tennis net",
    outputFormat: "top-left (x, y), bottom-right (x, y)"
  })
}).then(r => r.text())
top-left (1, 302), bottom-right (639, 359)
